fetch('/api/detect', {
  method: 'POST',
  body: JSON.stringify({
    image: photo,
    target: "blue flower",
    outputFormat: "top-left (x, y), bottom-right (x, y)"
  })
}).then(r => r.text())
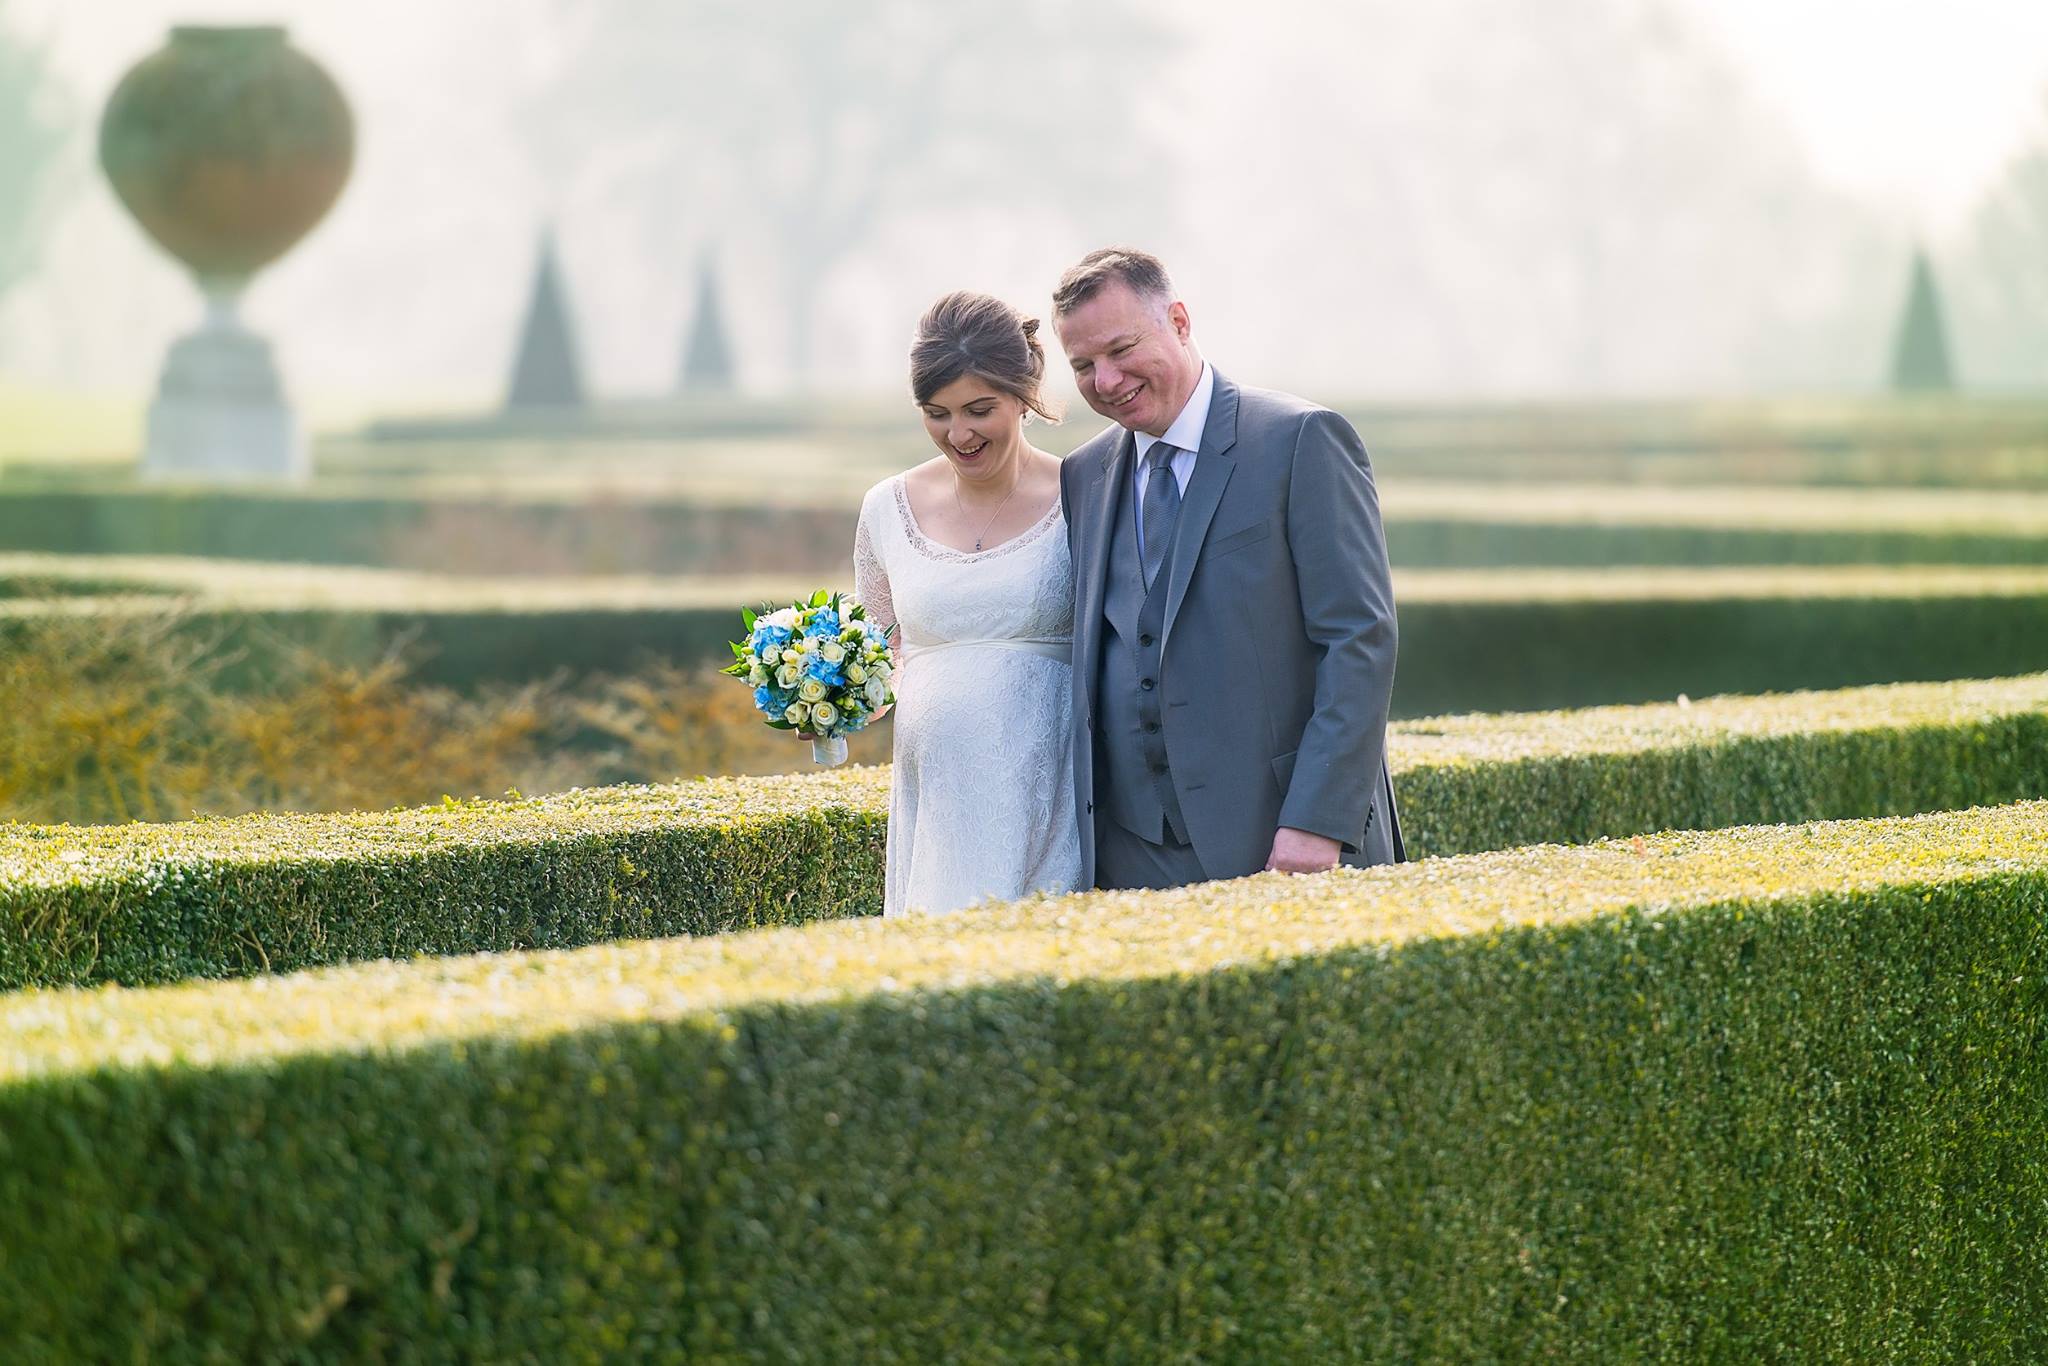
top-left (752, 623), bottom-right (793, 656)
top-left (805, 608), bottom-right (840, 638)
top-left (753, 685), bottom-right (779, 715)
top-left (803, 651), bottom-right (845, 687)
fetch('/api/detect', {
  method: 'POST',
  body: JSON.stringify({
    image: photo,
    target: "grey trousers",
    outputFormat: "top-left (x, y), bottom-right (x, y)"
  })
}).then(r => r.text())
top-left (1094, 815), bottom-right (1208, 891)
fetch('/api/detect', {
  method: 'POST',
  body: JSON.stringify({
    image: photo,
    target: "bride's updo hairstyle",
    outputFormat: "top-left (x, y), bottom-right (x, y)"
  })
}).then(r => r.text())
top-left (909, 291), bottom-right (1063, 423)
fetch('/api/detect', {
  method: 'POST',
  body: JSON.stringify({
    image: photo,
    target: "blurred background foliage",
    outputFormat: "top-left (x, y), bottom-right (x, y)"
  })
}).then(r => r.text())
top-left (0, 0), bottom-right (2044, 825)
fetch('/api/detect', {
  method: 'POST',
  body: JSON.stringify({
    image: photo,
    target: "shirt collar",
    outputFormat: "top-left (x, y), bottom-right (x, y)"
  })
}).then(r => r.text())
top-left (1135, 362), bottom-right (1214, 462)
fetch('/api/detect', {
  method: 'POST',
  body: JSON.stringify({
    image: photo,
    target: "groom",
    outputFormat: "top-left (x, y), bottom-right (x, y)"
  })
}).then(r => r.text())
top-left (1054, 248), bottom-right (1403, 890)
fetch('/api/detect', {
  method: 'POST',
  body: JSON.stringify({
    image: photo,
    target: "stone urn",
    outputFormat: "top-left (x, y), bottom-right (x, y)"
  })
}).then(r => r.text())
top-left (100, 26), bottom-right (354, 482)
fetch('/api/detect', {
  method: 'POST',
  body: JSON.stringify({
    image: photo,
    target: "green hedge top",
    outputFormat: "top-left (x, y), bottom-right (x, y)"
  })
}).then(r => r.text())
top-left (10, 550), bottom-right (2048, 614)
top-left (6, 799), bottom-right (2044, 1087)
top-left (0, 551), bottom-right (819, 615)
top-left (1393, 670), bottom-right (2048, 766)
top-left (0, 768), bottom-right (887, 890)
top-left (7, 671), bottom-right (2045, 991)
top-left (1392, 479), bottom-right (2048, 532)
top-left (10, 669), bottom-right (2046, 882)
top-left (1392, 563), bottom-right (2048, 602)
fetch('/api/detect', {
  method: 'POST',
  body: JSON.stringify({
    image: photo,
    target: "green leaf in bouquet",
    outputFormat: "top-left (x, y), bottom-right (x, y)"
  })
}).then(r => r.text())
top-left (742, 607), bottom-right (757, 631)
top-left (811, 588), bottom-right (831, 608)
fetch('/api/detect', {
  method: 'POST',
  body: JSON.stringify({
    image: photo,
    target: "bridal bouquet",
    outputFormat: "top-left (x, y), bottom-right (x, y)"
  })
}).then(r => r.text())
top-left (724, 591), bottom-right (895, 766)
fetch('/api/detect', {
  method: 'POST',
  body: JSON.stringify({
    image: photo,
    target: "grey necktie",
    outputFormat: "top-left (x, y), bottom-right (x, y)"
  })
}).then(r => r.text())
top-left (1141, 442), bottom-right (1181, 589)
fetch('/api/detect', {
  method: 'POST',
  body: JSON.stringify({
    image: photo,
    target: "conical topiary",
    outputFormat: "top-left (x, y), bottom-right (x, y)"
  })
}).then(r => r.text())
top-left (678, 254), bottom-right (736, 393)
top-left (1889, 247), bottom-right (1955, 393)
top-left (505, 228), bottom-right (586, 409)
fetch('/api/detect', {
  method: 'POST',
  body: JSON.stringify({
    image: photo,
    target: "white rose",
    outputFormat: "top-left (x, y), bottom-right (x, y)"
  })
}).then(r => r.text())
top-left (776, 664), bottom-right (800, 688)
top-left (799, 677), bottom-right (827, 703)
top-left (747, 663), bottom-right (768, 686)
top-left (781, 647), bottom-right (801, 665)
top-left (811, 701), bottom-right (839, 730)
top-left (783, 702), bottom-right (808, 725)
top-left (844, 661), bottom-right (867, 684)
top-left (764, 607), bottom-right (799, 628)
top-left (865, 677), bottom-right (888, 707)
top-left (819, 640), bottom-right (845, 664)
top-left (872, 661), bottom-right (893, 682)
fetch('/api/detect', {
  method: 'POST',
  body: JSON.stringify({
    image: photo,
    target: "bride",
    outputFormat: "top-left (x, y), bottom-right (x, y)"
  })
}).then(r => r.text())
top-left (851, 291), bottom-right (1081, 916)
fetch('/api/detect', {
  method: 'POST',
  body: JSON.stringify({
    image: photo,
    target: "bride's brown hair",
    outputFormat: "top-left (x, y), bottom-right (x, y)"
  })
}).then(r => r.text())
top-left (909, 291), bottom-right (1063, 422)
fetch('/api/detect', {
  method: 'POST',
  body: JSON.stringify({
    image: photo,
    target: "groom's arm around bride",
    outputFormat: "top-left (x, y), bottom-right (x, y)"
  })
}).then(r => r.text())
top-left (1054, 248), bottom-right (1403, 892)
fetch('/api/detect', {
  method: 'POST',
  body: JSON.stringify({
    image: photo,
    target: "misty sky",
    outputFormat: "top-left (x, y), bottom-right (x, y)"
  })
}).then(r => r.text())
top-left (2, 0), bottom-right (2044, 413)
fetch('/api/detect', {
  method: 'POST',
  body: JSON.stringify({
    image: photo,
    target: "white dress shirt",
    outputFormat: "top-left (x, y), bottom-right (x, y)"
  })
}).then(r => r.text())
top-left (1132, 361), bottom-right (1214, 563)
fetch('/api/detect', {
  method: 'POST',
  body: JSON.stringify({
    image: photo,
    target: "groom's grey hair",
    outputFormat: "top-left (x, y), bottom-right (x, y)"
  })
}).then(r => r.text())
top-left (1052, 248), bottom-right (1176, 319)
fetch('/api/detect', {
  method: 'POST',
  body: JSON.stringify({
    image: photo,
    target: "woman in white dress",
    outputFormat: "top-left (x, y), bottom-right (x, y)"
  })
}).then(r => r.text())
top-left (852, 292), bottom-right (1081, 916)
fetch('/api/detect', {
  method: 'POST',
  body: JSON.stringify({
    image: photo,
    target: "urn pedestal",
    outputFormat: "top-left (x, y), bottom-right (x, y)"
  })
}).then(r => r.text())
top-left (98, 26), bottom-right (353, 483)
top-left (147, 280), bottom-right (302, 480)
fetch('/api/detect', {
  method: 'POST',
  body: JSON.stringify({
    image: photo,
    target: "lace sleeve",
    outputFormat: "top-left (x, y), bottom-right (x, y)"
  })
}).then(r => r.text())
top-left (853, 498), bottom-right (896, 639)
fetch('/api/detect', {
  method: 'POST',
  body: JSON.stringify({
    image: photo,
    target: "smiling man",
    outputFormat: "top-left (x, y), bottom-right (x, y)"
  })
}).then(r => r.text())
top-left (1052, 247), bottom-right (1404, 890)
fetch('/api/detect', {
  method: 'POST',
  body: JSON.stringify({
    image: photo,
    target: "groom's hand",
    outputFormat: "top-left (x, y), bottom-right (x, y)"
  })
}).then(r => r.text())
top-left (1266, 827), bottom-right (1341, 875)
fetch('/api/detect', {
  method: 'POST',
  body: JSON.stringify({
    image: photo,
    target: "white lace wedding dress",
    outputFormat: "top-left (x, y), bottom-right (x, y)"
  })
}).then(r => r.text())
top-left (853, 473), bottom-right (1081, 916)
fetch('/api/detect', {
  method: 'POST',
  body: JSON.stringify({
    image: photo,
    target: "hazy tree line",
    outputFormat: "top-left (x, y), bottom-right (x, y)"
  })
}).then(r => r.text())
top-left (0, 0), bottom-right (2042, 395)
top-left (1951, 95), bottom-right (2048, 388)
top-left (0, 0), bottom-right (64, 308)
top-left (514, 0), bottom-right (1175, 387)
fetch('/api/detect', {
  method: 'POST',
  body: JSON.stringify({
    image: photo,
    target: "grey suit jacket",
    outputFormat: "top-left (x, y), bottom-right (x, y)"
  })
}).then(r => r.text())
top-left (1060, 370), bottom-right (1403, 886)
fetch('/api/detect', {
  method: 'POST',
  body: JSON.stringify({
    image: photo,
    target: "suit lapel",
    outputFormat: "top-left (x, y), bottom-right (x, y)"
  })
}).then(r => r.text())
top-left (1078, 429), bottom-right (1136, 721)
top-left (1161, 373), bottom-right (1241, 644)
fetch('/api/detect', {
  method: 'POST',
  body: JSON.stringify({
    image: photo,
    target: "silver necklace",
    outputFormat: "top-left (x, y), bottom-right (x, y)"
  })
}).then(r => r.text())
top-left (954, 463), bottom-right (1024, 552)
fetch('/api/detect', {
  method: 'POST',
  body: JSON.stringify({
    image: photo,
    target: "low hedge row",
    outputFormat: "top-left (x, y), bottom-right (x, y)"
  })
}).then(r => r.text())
top-left (9, 556), bottom-right (2048, 713)
top-left (6, 480), bottom-right (2048, 575)
top-left (4, 801), bottom-right (2044, 1360)
top-left (1393, 565), bottom-right (2048, 716)
top-left (7, 672), bottom-right (2047, 991)
top-left (0, 772), bottom-right (889, 992)
top-left (1394, 670), bottom-right (2048, 855)
top-left (1387, 471), bottom-right (2048, 565)
top-left (0, 485), bottom-right (859, 576)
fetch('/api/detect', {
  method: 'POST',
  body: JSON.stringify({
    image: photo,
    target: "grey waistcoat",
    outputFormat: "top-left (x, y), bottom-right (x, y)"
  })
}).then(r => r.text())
top-left (1095, 465), bottom-right (1188, 844)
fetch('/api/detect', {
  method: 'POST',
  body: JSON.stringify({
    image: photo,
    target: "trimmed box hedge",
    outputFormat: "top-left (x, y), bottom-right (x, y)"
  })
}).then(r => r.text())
top-left (0, 552), bottom-right (817, 694)
top-left (2, 802), bottom-right (2045, 1360)
top-left (1393, 670), bottom-right (2048, 856)
top-left (0, 772), bottom-right (889, 993)
top-left (8, 478), bottom-right (2048, 576)
top-left (6, 672), bottom-right (2047, 992)
top-left (1391, 564), bottom-right (2048, 716)
top-left (0, 483), bottom-right (861, 576)
top-left (8, 554), bottom-right (2048, 712)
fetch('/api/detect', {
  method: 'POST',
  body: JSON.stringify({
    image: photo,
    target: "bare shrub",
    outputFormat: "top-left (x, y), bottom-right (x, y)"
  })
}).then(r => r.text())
top-left (0, 609), bottom-right (894, 825)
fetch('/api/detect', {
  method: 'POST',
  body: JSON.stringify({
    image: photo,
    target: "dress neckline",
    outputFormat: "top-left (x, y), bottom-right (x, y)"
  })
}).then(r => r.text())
top-left (891, 472), bottom-right (1062, 563)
